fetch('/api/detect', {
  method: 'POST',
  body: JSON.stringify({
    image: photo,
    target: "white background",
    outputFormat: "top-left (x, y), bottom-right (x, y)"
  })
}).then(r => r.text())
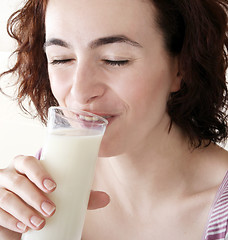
top-left (0, 0), bottom-right (45, 168)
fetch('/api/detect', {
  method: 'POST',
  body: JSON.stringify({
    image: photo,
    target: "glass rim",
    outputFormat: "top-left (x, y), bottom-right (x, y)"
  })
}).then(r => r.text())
top-left (48, 106), bottom-right (109, 126)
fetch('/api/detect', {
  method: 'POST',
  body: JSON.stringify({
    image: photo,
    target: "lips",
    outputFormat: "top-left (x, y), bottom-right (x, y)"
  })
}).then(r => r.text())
top-left (101, 115), bottom-right (115, 125)
top-left (65, 106), bottom-right (118, 125)
top-left (78, 112), bottom-right (117, 125)
top-left (78, 114), bottom-right (100, 122)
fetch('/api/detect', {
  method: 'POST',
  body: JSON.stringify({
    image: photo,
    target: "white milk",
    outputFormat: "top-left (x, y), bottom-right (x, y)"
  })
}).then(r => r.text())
top-left (23, 128), bottom-right (103, 240)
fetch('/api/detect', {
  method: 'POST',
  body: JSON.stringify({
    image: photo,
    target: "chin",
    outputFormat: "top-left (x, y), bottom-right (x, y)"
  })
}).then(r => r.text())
top-left (98, 141), bottom-right (125, 158)
top-left (98, 125), bottom-right (127, 157)
top-left (98, 147), bottom-right (117, 158)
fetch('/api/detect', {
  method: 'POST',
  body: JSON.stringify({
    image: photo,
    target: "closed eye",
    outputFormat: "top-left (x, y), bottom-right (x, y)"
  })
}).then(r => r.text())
top-left (103, 60), bottom-right (129, 66)
top-left (49, 59), bottom-right (74, 65)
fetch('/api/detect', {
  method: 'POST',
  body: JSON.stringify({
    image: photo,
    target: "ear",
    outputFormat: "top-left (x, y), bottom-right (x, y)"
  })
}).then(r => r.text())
top-left (170, 56), bottom-right (182, 93)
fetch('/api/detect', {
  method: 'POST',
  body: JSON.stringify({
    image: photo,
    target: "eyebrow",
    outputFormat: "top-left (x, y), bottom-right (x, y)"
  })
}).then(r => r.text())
top-left (44, 35), bottom-right (142, 50)
top-left (44, 38), bottom-right (72, 50)
top-left (89, 35), bottom-right (142, 48)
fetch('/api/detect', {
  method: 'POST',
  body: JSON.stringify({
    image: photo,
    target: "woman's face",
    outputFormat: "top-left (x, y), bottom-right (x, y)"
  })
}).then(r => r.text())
top-left (45, 0), bottom-right (181, 157)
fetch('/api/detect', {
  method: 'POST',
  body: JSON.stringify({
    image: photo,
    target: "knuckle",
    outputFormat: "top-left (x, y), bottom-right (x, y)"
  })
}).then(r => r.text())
top-left (13, 155), bottom-right (35, 169)
top-left (0, 169), bottom-right (13, 188)
top-left (3, 218), bottom-right (17, 232)
top-left (19, 155), bottom-right (33, 166)
top-left (0, 170), bottom-right (27, 190)
top-left (13, 155), bottom-right (24, 160)
top-left (10, 174), bottom-right (25, 187)
top-left (0, 189), bottom-right (14, 206)
top-left (0, 169), bottom-right (5, 180)
top-left (0, 167), bottom-right (12, 176)
top-left (12, 155), bottom-right (24, 165)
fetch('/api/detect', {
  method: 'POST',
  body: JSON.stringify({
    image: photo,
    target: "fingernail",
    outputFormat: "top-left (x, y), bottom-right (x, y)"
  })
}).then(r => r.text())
top-left (17, 221), bottom-right (27, 232)
top-left (41, 201), bottom-right (56, 216)
top-left (30, 216), bottom-right (45, 228)
top-left (43, 179), bottom-right (56, 191)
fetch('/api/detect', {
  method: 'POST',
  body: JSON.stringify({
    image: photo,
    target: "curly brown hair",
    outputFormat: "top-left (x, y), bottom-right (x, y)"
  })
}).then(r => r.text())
top-left (1, 0), bottom-right (56, 122)
top-left (1, 0), bottom-right (228, 147)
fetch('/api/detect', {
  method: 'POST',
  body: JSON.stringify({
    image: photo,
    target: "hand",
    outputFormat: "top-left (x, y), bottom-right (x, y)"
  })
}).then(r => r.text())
top-left (0, 155), bottom-right (110, 238)
top-left (0, 155), bottom-right (57, 236)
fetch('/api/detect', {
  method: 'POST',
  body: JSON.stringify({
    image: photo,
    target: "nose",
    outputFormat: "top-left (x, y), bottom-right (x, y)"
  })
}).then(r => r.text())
top-left (70, 60), bottom-right (105, 104)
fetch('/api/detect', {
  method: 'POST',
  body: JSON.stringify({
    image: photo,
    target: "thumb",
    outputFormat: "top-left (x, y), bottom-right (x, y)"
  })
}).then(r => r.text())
top-left (88, 190), bottom-right (110, 210)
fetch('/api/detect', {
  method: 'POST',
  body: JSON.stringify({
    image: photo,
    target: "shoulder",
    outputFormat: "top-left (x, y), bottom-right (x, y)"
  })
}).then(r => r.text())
top-left (210, 144), bottom-right (228, 178)
top-left (199, 144), bottom-right (228, 239)
top-left (187, 144), bottom-right (228, 198)
top-left (198, 144), bottom-right (228, 185)
top-left (204, 170), bottom-right (228, 239)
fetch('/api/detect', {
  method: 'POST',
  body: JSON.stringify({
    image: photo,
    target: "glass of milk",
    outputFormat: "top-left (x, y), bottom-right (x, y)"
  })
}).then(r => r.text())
top-left (22, 106), bottom-right (108, 240)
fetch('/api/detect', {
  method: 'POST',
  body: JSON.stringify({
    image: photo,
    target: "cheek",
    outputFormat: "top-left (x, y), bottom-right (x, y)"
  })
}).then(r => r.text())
top-left (48, 68), bottom-right (72, 104)
top-left (126, 72), bottom-right (171, 114)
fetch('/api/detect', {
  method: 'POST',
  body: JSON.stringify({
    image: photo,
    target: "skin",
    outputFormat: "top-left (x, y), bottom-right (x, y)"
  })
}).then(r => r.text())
top-left (0, 0), bottom-right (228, 239)
top-left (45, 0), bottom-right (181, 158)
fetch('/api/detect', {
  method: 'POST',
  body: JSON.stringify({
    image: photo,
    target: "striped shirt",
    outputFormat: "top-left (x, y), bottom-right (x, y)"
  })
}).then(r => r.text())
top-left (203, 171), bottom-right (228, 240)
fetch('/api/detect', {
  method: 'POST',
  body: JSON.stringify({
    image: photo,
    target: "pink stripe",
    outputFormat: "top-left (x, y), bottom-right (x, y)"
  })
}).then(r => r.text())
top-left (211, 205), bottom-right (228, 219)
top-left (206, 232), bottom-right (226, 240)
top-left (214, 197), bottom-right (228, 210)
top-left (203, 171), bottom-right (228, 240)
top-left (217, 193), bottom-right (228, 205)
top-left (208, 219), bottom-right (228, 231)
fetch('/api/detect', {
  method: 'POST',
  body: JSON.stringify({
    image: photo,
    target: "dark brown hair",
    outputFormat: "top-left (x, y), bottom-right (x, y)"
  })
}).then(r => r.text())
top-left (151, 0), bottom-right (228, 146)
top-left (1, 0), bottom-right (228, 147)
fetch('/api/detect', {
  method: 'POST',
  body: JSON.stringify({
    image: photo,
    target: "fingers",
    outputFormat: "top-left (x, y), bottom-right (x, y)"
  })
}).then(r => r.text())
top-left (0, 208), bottom-right (27, 233)
top-left (0, 168), bottom-right (56, 218)
top-left (88, 191), bottom-right (110, 210)
top-left (12, 155), bottom-right (56, 193)
top-left (0, 154), bottom-right (110, 238)
top-left (0, 225), bottom-right (22, 240)
top-left (0, 188), bottom-right (46, 231)
top-left (0, 155), bottom-right (56, 233)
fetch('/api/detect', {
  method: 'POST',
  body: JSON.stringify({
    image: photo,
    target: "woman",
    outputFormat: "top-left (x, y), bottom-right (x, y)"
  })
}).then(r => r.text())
top-left (0, 0), bottom-right (228, 239)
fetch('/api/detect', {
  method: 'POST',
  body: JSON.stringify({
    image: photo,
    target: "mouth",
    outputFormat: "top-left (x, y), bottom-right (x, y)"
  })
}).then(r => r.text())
top-left (77, 113), bottom-right (115, 125)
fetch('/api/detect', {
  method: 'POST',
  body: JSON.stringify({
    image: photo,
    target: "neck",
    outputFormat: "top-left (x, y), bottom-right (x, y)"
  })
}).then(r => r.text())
top-left (97, 124), bottom-right (195, 209)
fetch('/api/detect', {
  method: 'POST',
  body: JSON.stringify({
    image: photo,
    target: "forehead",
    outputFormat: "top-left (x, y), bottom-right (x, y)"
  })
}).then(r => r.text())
top-left (45, 0), bottom-right (156, 41)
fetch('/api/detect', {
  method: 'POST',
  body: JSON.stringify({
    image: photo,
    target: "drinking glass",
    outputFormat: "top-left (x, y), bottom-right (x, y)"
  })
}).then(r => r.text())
top-left (22, 106), bottom-right (108, 240)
